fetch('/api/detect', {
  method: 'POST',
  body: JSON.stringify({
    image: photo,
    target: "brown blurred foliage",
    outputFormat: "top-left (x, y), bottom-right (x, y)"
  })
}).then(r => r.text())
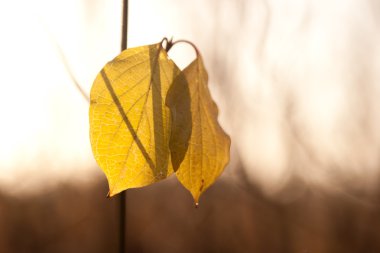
top-left (1, 167), bottom-right (380, 253)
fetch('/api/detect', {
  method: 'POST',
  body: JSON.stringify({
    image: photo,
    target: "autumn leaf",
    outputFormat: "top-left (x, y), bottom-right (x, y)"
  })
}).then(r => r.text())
top-left (166, 53), bottom-right (231, 204)
top-left (89, 42), bottom-right (185, 197)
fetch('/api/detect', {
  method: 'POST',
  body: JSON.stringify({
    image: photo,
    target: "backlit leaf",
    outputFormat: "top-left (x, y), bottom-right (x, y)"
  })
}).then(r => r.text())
top-left (166, 54), bottom-right (231, 204)
top-left (89, 42), bottom-right (184, 197)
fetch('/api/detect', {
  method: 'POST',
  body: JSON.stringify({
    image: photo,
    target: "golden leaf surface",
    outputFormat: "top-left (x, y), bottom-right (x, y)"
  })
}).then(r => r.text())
top-left (89, 42), bottom-right (184, 196)
top-left (166, 54), bottom-right (231, 204)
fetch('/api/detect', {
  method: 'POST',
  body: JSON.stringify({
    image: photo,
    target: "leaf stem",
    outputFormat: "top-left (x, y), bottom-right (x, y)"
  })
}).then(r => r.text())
top-left (161, 37), bottom-right (174, 52)
top-left (169, 39), bottom-right (201, 56)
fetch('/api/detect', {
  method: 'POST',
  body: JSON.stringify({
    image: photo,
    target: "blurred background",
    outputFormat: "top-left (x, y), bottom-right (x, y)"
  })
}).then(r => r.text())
top-left (1, 0), bottom-right (380, 252)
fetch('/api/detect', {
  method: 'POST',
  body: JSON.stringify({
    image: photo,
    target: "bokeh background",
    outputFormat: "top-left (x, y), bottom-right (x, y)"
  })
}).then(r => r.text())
top-left (1, 0), bottom-right (380, 252)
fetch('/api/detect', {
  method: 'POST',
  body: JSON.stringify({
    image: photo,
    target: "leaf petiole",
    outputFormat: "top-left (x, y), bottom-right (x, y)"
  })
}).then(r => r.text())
top-left (161, 38), bottom-right (200, 57)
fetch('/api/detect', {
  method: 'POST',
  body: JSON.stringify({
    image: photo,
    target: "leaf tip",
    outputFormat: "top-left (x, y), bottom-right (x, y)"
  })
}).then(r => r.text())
top-left (192, 192), bottom-right (201, 207)
top-left (107, 189), bottom-right (118, 198)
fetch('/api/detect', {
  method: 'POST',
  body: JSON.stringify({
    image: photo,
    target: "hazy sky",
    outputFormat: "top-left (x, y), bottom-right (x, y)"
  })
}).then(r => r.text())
top-left (0, 0), bottom-right (379, 197)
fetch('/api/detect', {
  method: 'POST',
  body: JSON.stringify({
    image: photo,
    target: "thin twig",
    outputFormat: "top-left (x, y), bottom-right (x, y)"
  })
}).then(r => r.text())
top-left (57, 47), bottom-right (90, 103)
top-left (44, 27), bottom-right (90, 103)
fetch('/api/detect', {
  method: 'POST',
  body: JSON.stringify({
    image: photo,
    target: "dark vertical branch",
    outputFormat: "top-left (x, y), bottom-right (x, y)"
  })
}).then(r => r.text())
top-left (121, 0), bottom-right (128, 51)
top-left (120, 2), bottom-right (128, 253)
top-left (119, 186), bottom-right (126, 253)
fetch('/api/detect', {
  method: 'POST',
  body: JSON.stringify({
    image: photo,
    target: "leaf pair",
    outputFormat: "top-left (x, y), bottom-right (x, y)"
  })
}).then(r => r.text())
top-left (89, 39), bottom-right (230, 204)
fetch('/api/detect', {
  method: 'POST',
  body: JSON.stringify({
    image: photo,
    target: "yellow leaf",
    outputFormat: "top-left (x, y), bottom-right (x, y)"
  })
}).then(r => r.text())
top-left (167, 54), bottom-right (231, 204)
top-left (89, 42), bottom-right (183, 197)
